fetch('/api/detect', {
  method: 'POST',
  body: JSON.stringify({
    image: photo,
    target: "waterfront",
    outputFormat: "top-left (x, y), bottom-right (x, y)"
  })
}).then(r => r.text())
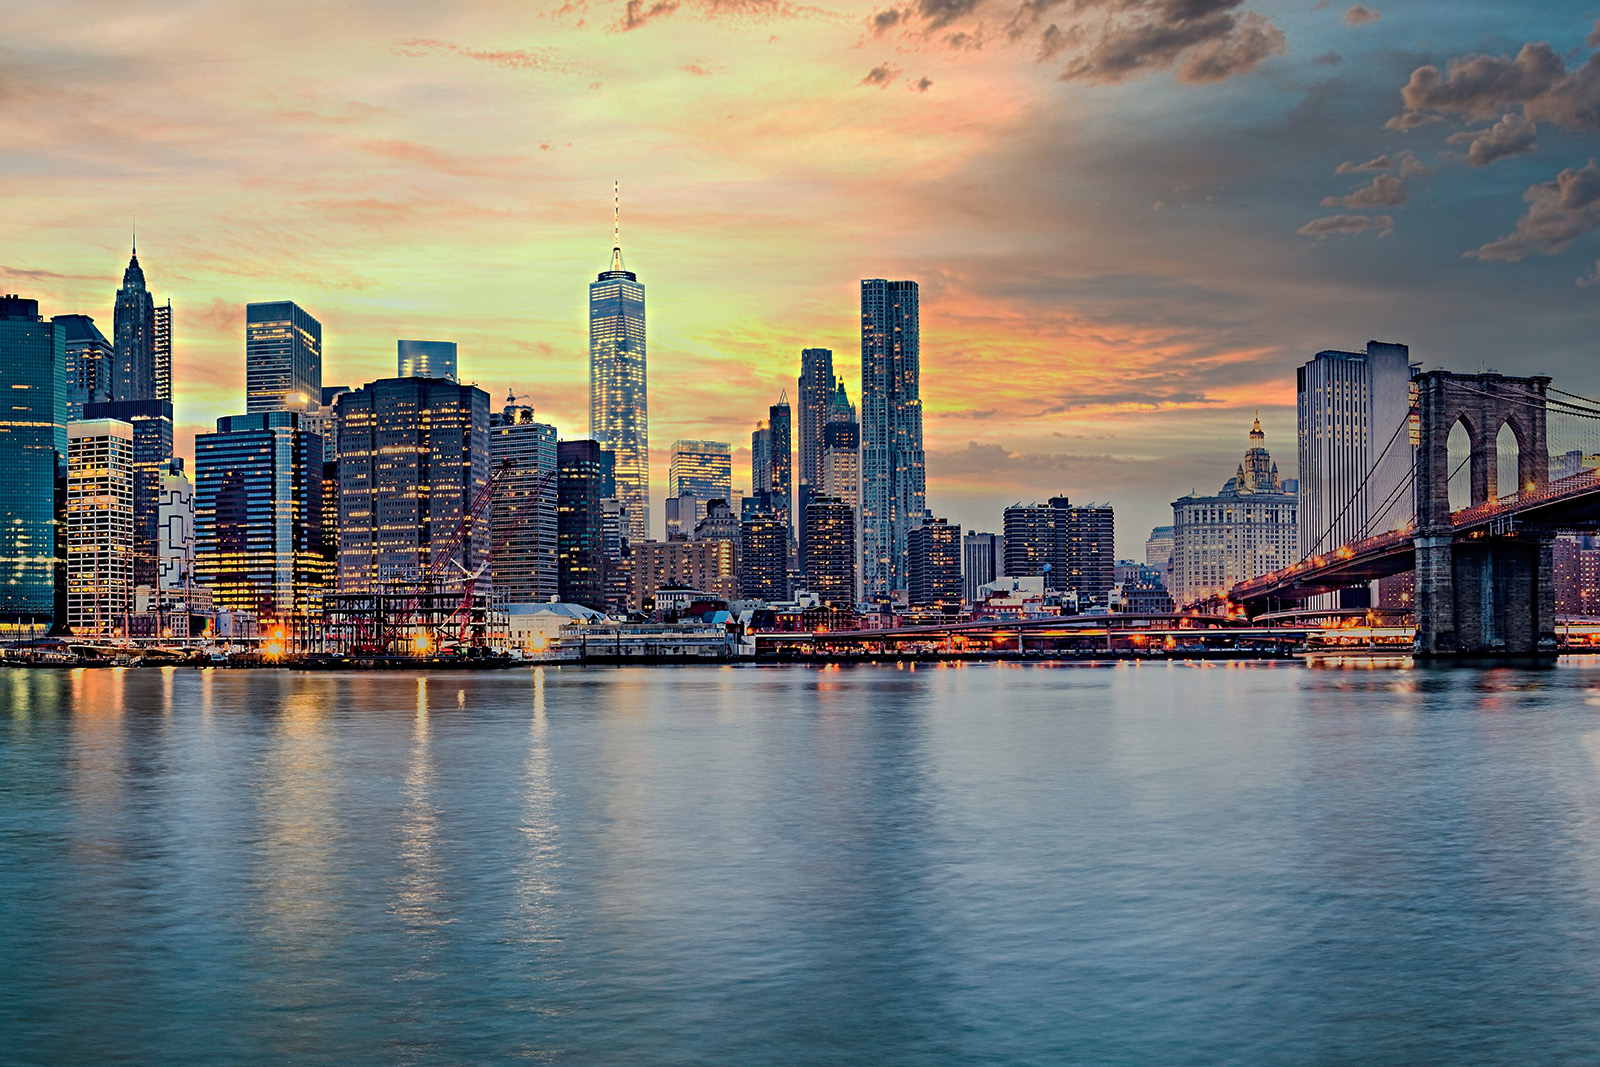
top-left (6, 662), bottom-right (1600, 1064)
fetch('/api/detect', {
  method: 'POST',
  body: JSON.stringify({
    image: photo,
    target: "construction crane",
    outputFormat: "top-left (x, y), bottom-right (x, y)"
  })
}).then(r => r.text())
top-left (441, 465), bottom-right (560, 649)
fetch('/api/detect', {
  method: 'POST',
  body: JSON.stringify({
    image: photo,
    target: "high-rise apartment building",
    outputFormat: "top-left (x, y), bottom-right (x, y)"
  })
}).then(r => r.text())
top-left (0, 296), bottom-right (67, 634)
top-left (1170, 418), bottom-right (1298, 608)
top-left (112, 246), bottom-right (158, 402)
top-left (589, 228), bottom-right (648, 543)
top-left (194, 411), bottom-right (328, 619)
top-left (557, 440), bottom-right (612, 611)
top-left (1003, 497), bottom-right (1115, 607)
top-left (1066, 503), bottom-right (1115, 607)
top-left (797, 348), bottom-right (834, 564)
top-left (768, 393), bottom-right (792, 542)
top-left (668, 440), bottom-right (732, 527)
top-left (962, 531), bottom-right (1004, 604)
top-left (804, 496), bottom-right (856, 607)
top-left (246, 301), bottom-right (322, 414)
top-left (860, 279), bottom-right (926, 600)
top-left (491, 405), bottom-right (558, 604)
top-left (1297, 341), bottom-right (1413, 581)
top-left (630, 539), bottom-right (737, 608)
top-left (398, 339), bottom-right (457, 381)
top-left (54, 315), bottom-right (113, 420)
top-left (740, 516), bottom-right (788, 601)
top-left (908, 518), bottom-right (962, 613)
top-left (334, 377), bottom-right (490, 594)
top-left (751, 420), bottom-right (771, 512)
top-left (84, 399), bottom-right (173, 590)
top-left (66, 419), bottom-right (134, 636)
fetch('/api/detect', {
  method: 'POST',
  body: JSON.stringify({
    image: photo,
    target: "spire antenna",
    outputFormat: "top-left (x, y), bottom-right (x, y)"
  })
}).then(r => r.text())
top-left (132, 213), bottom-right (137, 255)
top-left (613, 180), bottom-right (620, 249)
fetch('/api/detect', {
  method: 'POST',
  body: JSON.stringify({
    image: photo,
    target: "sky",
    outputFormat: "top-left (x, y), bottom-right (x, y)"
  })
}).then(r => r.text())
top-left (5, 0), bottom-right (1600, 556)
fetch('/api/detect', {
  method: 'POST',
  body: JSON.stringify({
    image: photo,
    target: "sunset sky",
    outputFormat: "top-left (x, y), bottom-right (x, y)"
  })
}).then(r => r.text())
top-left (6, 0), bottom-right (1600, 554)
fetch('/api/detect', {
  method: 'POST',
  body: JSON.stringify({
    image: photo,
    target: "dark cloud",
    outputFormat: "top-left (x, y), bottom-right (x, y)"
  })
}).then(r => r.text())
top-left (1343, 4), bottom-right (1378, 26)
top-left (911, 75), bottom-right (934, 91)
top-left (1383, 110), bottom-right (1443, 131)
top-left (1468, 160), bottom-right (1600, 263)
top-left (1320, 173), bottom-right (1407, 208)
top-left (860, 62), bottom-right (902, 87)
top-left (1590, 18), bottom-right (1600, 49)
top-left (617, 0), bottom-right (681, 30)
top-left (874, 0), bottom-right (1284, 86)
top-left (1296, 213), bottom-right (1395, 237)
top-left (606, 0), bottom-right (821, 32)
top-left (0, 265), bottom-right (101, 282)
top-left (1394, 41), bottom-right (1600, 130)
top-left (1445, 112), bottom-right (1537, 167)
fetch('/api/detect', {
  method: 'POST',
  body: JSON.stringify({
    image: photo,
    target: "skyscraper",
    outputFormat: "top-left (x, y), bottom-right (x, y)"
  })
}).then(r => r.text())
top-left (1003, 497), bottom-right (1115, 607)
top-left (334, 377), bottom-right (490, 594)
top-left (246, 301), bottom-right (322, 414)
top-left (751, 420), bottom-right (771, 511)
top-left (860, 279), bottom-right (926, 600)
top-left (66, 419), bottom-right (134, 636)
top-left (156, 458), bottom-right (195, 596)
top-left (83, 399), bottom-right (175, 590)
top-left (557, 440), bottom-right (612, 611)
top-left (589, 204), bottom-right (648, 544)
top-left (740, 516), bottom-right (788, 602)
top-left (908, 518), bottom-right (962, 613)
top-left (962, 531), bottom-right (1004, 604)
top-left (54, 314), bottom-right (113, 420)
top-left (153, 300), bottom-right (172, 403)
top-left (398, 339), bottom-right (457, 381)
top-left (194, 411), bottom-right (328, 619)
top-left (769, 392), bottom-right (792, 543)
top-left (668, 440), bottom-right (733, 528)
top-left (0, 295), bottom-right (67, 634)
top-left (804, 495), bottom-right (856, 607)
top-left (491, 405), bottom-right (558, 604)
top-left (821, 380), bottom-right (860, 593)
top-left (112, 245), bottom-right (157, 402)
top-left (797, 348), bottom-right (833, 565)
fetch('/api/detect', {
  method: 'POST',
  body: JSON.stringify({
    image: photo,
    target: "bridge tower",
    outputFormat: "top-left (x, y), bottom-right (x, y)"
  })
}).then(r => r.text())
top-left (1413, 370), bottom-right (1556, 657)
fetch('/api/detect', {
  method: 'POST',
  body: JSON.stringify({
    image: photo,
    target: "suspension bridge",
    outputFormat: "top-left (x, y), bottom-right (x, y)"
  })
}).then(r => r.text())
top-left (1229, 370), bottom-right (1600, 656)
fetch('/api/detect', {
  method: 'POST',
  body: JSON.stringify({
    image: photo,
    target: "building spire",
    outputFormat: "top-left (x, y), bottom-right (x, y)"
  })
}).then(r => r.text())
top-left (132, 213), bottom-right (136, 256)
top-left (610, 180), bottom-right (623, 272)
top-left (1250, 410), bottom-right (1263, 440)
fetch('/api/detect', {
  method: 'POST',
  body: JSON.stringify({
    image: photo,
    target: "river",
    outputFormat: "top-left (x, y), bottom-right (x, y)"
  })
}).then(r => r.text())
top-left (5, 661), bottom-right (1600, 1064)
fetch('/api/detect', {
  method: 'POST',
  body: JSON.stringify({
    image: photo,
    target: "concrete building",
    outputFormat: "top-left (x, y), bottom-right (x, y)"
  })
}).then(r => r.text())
top-left (335, 377), bottom-right (490, 594)
top-left (194, 411), bottom-right (328, 620)
top-left (860, 278), bottom-right (925, 600)
top-left (1145, 525), bottom-right (1175, 590)
top-left (246, 301), bottom-right (322, 414)
top-left (84, 399), bottom-right (173, 590)
top-left (153, 300), bottom-right (172, 404)
top-left (740, 515), bottom-right (788, 601)
top-left (397, 339), bottom-right (457, 381)
top-left (908, 517), bottom-right (962, 613)
top-left (156, 457), bottom-right (195, 596)
top-left (1003, 497), bottom-right (1115, 607)
top-left (1170, 417), bottom-right (1298, 608)
top-left (589, 227), bottom-right (648, 544)
top-left (630, 539), bottom-right (737, 609)
top-left (66, 419), bottom-right (134, 636)
top-left (557, 440), bottom-right (612, 612)
top-left (490, 405), bottom-right (558, 604)
top-left (1298, 341), bottom-right (1414, 607)
top-left (803, 495), bottom-right (856, 607)
top-left (963, 531), bottom-right (1004, 605)
top-left (55, 314), bottom-right (113, 420)
top-left (0, 295), bottom-right (67, 634)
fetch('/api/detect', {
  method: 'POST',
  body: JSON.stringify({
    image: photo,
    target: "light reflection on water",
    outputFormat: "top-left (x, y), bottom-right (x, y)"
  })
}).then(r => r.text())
top-left (5, 662), bottom-right (1600, 1065)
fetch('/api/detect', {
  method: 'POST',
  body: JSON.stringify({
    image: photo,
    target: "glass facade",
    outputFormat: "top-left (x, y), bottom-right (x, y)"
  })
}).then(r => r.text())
top-left (667, 439), bottom-right (732, 525)
top-left (246, 301), bottom-right (322, 414)
top-left (113, 249), bottom-right (157, 402)
top-left (54, 314), bottom-right (112, 420)
top-left (491, 407), bottom-right (558, 604)
top-left (397, 339), bottom-right (458, 381)
top-left (557, 440), bottom-right (611, 611)
top-left (84, 399), bottom-right (174, 589)
top-left (860, 279), bottom-right (926, 600)
top-left (334, 377), bottom-right (490, 594)
top-left (0, 297), bottom-right (67, 631)
top-left (589, 248), bottom-right (648, 544)
top-left (194, 411), bottom-right (328, 619)
top-left (66, 419), bottom-right (134, 636)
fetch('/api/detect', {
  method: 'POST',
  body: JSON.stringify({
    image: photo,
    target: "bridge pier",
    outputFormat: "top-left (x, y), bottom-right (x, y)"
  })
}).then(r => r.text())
top-left (1413, 533), bottom-right (1556, 657)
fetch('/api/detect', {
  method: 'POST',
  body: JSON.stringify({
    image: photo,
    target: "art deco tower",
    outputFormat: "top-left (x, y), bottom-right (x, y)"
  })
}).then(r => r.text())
top-left (589, 188), bottom-right (648, 544)
top-left (112, 242), bottom-right (157, 402)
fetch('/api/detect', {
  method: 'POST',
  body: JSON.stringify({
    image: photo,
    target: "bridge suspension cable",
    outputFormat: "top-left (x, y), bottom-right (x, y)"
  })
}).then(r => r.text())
top-left (1303, 405), bottom-right (1416, 562)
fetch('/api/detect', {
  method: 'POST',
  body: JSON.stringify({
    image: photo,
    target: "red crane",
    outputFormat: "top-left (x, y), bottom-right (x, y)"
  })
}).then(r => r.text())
top-left (442, 465), bottom-right (560, 649)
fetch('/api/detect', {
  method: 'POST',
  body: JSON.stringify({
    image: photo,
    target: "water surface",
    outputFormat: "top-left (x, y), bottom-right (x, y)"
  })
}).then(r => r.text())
top-left (5, 661), bottom-right (1600, 1064)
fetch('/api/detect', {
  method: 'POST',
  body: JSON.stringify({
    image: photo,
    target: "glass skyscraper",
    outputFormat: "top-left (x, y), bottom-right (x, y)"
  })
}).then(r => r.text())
top-left (860, 279), bottom-right (926, 600)
top-left (0, 296), bottom-right (67, 632)
top-left (589, 238), bottom-right (648, 544)
top-left (397, 339), bottom-right (457, 381)
top-left (54, 314), bottom-right (113, 420)
top-left (668, 440), bottom-right (732, 514)
top-left (246, 301), bottom-right (322, 414)
top-left (113, 246), bottom-right (158, 402)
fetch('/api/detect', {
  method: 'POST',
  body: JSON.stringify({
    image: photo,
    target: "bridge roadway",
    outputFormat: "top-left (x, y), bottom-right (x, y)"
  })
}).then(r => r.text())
top-left (1229, 466), bottom-right (1600, 610)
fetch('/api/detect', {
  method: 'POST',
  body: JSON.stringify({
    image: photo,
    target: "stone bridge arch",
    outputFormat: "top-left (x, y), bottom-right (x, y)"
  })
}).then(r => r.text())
top-left (1415, 371), bottom-right (1550, 531)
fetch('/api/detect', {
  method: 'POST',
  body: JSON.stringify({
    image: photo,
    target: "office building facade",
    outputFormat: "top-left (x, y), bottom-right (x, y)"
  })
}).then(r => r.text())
top-left (860, 279), bottom-right (926, 600)
top-left (398, 339), bottom-right (457, 381)
top-left (156, 457), bottom-right (195, 595)
top-left (0, 296), bottom-right (67, 632)
top-left (797, 348), bottom-right (834, 564)
top-left (490, 405), bottom-right (558, 604)
top-left (557, 440), bottom-right (612, 611)
top-left (66, 419), bottom-right (135, 636)
top-left (962, 531), bottom-right (1004, 605)
top-left (246, 301), bottom-right (322, 414)
top-left (1170, 418), bottom-right (1298, 608)
top-left (769, 393), bottom-right (793, 545)
top-left (589, 239), bottom-right (648, 543)
top-left (630, 539), bottom-right (738, 609)
top-left (55, 315), bottom-right (113, 420)
top-left (84, 399), bottom-right (174, 589)
top-left (153, 301), bottom-right (172, 403)
top-left (740, 516), bottom-right (788, 601)
top-left (804, 495), bottom-right (856, 607)
top-left (908, 518), bottom-right (962, 612)
top-left (335, 377), bottom-right (490, 594)
top-left (668, 439), bottom-right (732, 526)
top-left (194, 411), bottom-right (328, 619)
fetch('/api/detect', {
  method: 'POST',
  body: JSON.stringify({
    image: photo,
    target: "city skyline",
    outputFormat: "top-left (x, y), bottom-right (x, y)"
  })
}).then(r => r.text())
top-left (10, 1), bottom-right (1600, 556)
